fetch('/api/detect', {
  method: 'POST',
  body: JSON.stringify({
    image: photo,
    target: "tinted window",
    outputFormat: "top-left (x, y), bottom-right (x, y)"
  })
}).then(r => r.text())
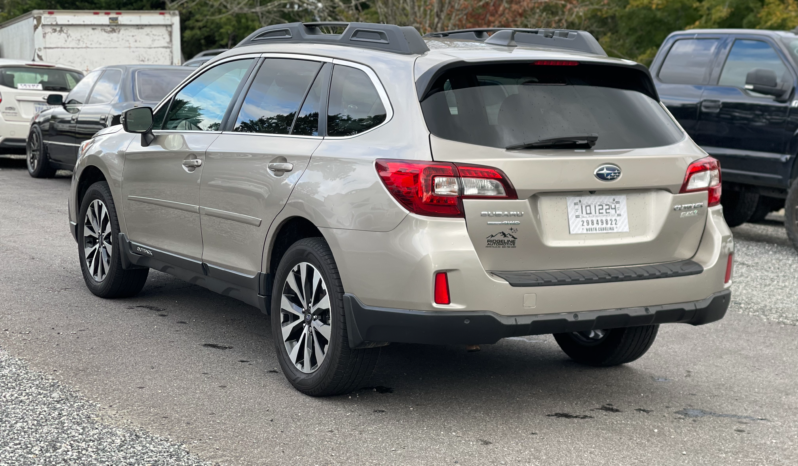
top-left (136, 68), bottom-right (193, 102)
top-left (233, 59), bottom-right (321, 135)
top-left (164, 59), bottom-right (253, 131)
top-left (421, 64), bottom-right (684, 151)
top-left (0, 67), bottom-right (83, 91)
top-left (292, 66), bottom-right (329, 136)
top-left (659, 39), bottom-right (720, 85)
top-left (152, 101), bottom-right (169, 130)
top-left (719, 40), bottom-right (789, 90)
top-left (327, 65), bottom-right (386, 136)
top-left (88, 69), bottom-right (122, 104)
top-left (65, 70), bottom-right (101, 105)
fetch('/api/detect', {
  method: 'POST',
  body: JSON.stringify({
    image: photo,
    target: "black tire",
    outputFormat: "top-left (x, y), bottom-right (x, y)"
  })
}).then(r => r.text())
top-left (785, 180), bottom-right (798, 251)
top-left (554, 325), bottom-right (659, 367)
top-left (271, 237), bottom-right (379, 396)
top-left (26, 126), bottom-right (55, 178)
top-left (722, 188), bottom-right (759, 227)
top-left (78, 181), bottom-right (149, 298)
top-left (749, 197), bottom-right (783, 224)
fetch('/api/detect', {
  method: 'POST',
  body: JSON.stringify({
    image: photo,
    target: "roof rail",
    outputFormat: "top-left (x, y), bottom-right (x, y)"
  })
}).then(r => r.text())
top-left (425, 28), bottom-right (607, 57)
top-left (236, 22), bottom-right (430, 55)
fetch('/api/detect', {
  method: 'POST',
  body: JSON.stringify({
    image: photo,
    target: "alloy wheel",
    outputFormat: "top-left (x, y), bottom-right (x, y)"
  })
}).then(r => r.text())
top-left (27, 131), bottom-right (39, 172)
top-left (83, 199), bottom-right (113, 282)
top-left (279, 262), bottom-right (332, 373)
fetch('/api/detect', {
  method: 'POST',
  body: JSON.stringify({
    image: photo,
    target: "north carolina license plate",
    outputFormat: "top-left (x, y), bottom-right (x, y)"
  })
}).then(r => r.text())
top-left (567, 195), bottom-right (629, 234)
top-left (34, 103), bottom-right (50, 113)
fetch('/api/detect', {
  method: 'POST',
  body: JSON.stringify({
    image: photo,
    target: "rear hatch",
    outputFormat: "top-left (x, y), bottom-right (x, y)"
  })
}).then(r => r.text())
top-left (420, 61), bottom-right (710, 272)
top-left (0, 65), bottom-right (82, 121)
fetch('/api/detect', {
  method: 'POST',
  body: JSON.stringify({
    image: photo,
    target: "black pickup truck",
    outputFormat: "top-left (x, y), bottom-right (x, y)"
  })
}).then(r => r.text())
top-left (651, 29), bottom-right (798, 249)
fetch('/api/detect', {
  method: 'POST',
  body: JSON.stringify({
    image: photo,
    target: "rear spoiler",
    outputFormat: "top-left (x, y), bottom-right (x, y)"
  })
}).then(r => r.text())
top-left (415, 60), bottom-right (660, 102)
top-left (425, 28), bottom-right (607, 56)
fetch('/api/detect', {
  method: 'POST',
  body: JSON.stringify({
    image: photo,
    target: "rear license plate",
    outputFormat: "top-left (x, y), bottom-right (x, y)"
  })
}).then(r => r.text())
top-left (567, 195), bottom-right (629, 234)
top-left (34, 103), bottom-right (50, 113)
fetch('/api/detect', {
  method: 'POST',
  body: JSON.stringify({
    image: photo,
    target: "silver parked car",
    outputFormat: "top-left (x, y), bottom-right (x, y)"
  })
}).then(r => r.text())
top-left (68, 23), bottom-right (733, 396)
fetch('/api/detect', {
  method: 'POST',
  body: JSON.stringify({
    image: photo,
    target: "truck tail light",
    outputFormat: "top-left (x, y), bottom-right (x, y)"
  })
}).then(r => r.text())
top-left (680, 156), bottom-right (721, 207)
top-left (375, 159), bottom-right (517, 218)
top-left (725, 254), bottom-right (733, 284)
top-left (434, 272), bottom-right (450, 305)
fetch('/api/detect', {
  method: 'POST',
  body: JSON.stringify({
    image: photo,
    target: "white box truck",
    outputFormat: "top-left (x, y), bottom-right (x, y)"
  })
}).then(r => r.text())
top-left (0, 10), bottom-right (182, 73)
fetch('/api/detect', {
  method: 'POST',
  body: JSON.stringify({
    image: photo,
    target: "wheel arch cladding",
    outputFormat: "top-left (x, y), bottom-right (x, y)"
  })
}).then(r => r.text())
top-left (77, 166), bottom-right (109, 211)
top-left (267, 216), bottom-right (325, 278)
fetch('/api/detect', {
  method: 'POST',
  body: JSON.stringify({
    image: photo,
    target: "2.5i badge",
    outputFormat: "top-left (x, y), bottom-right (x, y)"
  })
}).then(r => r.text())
top-left (486, 228), bottom-right (518, 248)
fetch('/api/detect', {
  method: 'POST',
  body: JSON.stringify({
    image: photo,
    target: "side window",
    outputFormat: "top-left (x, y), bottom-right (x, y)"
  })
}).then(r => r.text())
top-left (65, 70), bottom-right (102, 105)
top-left (292, 65), bottom-right (330, 136)
top-left (327, 65), bottom-right (387, 137)
top-left (164, 59), bottom-right (253, 131)
top-left (87, 69), bottom-right (122, 104)
top-left (719, 40), bottom-right (789, 91)
top-left (659, 39), bottom-right (720, 85)
top-left (233, 59), bottom-right (322, 135)
top-left (152, 100), bottom-right (170, 130)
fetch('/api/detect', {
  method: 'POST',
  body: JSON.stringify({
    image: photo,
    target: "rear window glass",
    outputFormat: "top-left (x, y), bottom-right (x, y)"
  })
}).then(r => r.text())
top-left (0, 67), bottom-right (83, 91)
top-left (659, 39), bottom-right (719, 85)
top-left (136, 68), bottom-right (193, 102)
top-left (421, 63), bottom-right (684, 151)
top-left (327, 65), bottom-right (387, 137)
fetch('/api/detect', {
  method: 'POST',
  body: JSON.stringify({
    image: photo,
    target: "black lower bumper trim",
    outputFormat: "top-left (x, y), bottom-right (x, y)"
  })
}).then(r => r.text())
top-left (343, 290), bottom-right (730, 348)
top-left (491, 260), bottom-right (703, 287)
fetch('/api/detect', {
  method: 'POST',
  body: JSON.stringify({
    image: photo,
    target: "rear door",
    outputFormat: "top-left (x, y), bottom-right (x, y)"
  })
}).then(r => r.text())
top-left (420, 62), bottom-right (707, 272)
top-left (199, 57), bottom-right (328, 280)
top-left (652, 36), bottom-right (724, 140)
top-left (698, 36), bottom-right (794, 187)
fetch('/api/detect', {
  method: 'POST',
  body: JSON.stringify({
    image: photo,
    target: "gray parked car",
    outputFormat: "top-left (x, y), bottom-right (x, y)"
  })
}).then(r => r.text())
top-left (68, 23), bottom-right (733, 396)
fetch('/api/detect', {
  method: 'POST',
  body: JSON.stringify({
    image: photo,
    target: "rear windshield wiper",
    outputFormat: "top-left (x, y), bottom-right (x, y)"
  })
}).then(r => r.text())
top-left (506, 134), bottom-right (598, 150)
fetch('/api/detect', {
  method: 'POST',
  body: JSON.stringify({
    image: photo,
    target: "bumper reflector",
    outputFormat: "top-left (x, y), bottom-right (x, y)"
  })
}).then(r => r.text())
top-left (434, 272), bottom-right (450, 305)
top-left (725, 254), bottom-right (734, 284)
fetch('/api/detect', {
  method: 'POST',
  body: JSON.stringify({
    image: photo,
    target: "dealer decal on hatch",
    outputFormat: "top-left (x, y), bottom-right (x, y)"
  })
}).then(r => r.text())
top-left (486, 228), bottom-right (518, 248)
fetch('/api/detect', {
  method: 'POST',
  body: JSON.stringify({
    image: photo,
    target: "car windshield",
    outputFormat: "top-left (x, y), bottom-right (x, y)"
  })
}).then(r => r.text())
top-left (0, 67), bottom-right (83, 91)
top-left (136, 68), bottom-right (193, 102)
top-left (420, 63), bottom-right (684, 151)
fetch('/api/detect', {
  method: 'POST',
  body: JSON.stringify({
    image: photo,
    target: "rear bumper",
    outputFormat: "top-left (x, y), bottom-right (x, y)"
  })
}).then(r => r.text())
top-left (344, 289), bottom-right (730, 347)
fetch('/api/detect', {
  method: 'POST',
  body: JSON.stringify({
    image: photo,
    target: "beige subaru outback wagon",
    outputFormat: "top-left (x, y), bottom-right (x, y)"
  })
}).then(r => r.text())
top-left (68, 23), bottom-right (733, 396)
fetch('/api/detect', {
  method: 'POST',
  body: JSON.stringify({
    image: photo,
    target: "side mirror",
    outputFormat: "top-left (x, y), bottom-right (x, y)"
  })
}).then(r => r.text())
top-left (46, 94), bottom-right (63, 106)
top-left (745, 68), bottom-right (788, 100)
top-left (122, 107), bottom-right (155, 147)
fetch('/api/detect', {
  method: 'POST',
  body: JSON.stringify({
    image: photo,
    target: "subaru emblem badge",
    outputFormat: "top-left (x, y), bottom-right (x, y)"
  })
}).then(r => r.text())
top-left (594, 164), bottom-right (621, 182)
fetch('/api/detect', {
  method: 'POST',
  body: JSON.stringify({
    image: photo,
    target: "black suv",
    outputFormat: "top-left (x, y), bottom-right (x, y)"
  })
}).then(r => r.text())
top-left (651, 29), bottom-right (798, 247)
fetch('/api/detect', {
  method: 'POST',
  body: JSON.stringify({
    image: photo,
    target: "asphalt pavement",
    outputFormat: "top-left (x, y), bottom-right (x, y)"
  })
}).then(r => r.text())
top-left (1, 156), bottom-right (796, 465)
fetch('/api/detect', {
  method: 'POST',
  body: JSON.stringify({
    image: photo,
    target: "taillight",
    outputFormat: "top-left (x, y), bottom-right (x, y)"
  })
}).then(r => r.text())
top-left (680, 156), bottom-right (721, 207)
top-left (725, 254), bottom-right (733, 284)
top-left (434, 272), bottom-right (450, 305)
top-left (375, 159), bottom-right (517, 218)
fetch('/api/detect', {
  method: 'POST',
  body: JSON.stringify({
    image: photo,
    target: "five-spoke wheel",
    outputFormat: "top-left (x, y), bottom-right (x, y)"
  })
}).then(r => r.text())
top-left (83, 199), bottom-right (113, 282)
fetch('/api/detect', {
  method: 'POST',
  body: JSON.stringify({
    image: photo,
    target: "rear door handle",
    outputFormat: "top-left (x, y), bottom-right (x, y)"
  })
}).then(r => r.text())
top-left (268, 162), bottom-right (293, 172)
top-left (700, 100), bottom-right (722, 113)
top-left (183, 159), bottom-right (202, 168)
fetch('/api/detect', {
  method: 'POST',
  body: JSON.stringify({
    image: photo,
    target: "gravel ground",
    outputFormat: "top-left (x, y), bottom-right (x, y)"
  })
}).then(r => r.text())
top-left (0, 349), bottom-right (211, 466)
top-left (731, 213), bottom-right (798, 326)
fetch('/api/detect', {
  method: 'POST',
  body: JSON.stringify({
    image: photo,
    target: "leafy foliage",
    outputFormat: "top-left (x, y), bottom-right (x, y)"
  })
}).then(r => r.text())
top-left (2, 0), bottom-right (798, 65)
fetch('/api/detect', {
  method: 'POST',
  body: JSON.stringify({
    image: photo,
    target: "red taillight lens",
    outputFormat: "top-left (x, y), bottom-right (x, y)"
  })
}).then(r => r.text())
top-left (434, 272), bottom-right (450, 305)
top-left (533, 60), bottom-right (579, 66)
top-left (680, 156), bottom-right (721, 207)
top-left (725, 254), bottom-right (733, 284)
top-left (376, 160), bottom-right (517, 218)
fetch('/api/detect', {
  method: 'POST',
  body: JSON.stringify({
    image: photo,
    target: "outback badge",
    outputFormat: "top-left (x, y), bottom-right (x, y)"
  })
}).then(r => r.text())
top-left (594, 164), bottom-right (621, 182)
